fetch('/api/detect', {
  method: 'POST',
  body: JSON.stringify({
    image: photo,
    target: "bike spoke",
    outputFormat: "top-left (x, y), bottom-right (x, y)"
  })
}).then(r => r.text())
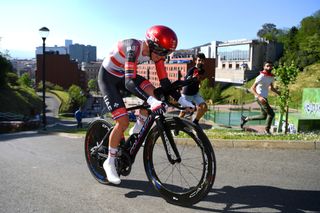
top-left (174, 164), bottom-right (192, 188)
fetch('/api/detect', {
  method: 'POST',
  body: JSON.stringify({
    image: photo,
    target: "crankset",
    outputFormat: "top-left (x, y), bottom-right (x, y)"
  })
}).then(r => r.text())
top-left (116, 149), bottom-right (132, 176)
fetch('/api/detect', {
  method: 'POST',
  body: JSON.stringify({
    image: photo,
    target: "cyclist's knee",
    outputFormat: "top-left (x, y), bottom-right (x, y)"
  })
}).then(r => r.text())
top-left (114, 116), bottom-right (129, 132)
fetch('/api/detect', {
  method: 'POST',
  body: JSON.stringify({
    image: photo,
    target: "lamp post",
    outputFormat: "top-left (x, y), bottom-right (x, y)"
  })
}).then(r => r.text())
top-left (39, 27), bottom-right (49, 130)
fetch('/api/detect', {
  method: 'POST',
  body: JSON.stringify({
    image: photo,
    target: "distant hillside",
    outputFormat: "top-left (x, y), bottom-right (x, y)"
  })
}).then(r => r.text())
top-left (220, 63), bottom-right (320, 109)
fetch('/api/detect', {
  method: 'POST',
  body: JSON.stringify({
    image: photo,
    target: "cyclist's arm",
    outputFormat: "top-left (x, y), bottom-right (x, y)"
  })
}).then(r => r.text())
top-left (155, 59), bottom-right (181, 100)
top-left (123, 40), bottom-right (149, 101)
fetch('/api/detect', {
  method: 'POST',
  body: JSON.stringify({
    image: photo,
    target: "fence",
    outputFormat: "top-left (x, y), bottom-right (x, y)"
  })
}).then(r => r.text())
top-left (204, 105), bottom-right (276, 127)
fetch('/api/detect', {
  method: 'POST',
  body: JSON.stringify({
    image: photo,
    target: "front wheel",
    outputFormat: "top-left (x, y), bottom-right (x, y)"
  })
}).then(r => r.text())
top-left (143, 116), bottom-right (216, 206)
top-left (84, 119), bottom-right (112, 184)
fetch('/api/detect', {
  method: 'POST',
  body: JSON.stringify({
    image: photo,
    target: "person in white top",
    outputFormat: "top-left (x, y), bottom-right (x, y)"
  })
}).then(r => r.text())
top-left (240, 61), bottom-right (280, 134)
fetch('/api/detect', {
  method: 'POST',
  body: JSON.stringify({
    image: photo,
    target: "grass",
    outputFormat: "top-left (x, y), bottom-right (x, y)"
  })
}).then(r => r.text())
top-left (0, 86), bottom-right (42, 116)
top-left (203, 128), bottom-right (320, 141)
top-left (50, 90), bottom-right (69, 113)
top-left (220, 78), bottom-right (256, 104)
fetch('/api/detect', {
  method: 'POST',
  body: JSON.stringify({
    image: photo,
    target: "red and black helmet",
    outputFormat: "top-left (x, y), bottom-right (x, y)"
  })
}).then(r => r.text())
top-left (146, 25), bottom-right (178, 56)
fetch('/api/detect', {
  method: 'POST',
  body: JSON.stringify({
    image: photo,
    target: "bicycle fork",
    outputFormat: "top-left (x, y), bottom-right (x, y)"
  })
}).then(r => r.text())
top-left (156, 116), bottom-right (181, 164)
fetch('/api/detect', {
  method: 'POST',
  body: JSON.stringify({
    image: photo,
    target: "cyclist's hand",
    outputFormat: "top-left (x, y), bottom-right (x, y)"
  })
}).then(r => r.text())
top-left (147, 96), bottom-right (167, 115)
top-left (178, 96), bottom-right (195, 111)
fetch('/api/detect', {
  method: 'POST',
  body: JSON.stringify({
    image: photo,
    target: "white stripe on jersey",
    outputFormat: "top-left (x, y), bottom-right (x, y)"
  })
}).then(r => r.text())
top-left (102, 40), bottom-right (150, 78)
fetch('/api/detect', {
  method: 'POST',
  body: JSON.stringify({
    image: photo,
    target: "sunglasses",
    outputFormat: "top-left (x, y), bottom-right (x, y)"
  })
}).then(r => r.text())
top-left (149, 41), bottom-right (172, 56)
top-left (152, 46), bottom-right (172, 56)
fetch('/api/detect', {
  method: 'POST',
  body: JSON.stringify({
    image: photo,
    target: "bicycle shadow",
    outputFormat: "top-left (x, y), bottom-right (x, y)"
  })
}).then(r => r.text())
top-left (203, 185), bottom-right (320, 212)
top-left (119, 179), bottom-right (159, 198)
top-left (117, 180), bottom-right (320, 212)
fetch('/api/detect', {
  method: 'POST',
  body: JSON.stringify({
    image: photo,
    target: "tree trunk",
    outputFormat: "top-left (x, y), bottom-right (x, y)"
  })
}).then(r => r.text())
top-left (277, 113), bottom-right (283, 133)
top-left (285, 102), bottom-right (289, 134)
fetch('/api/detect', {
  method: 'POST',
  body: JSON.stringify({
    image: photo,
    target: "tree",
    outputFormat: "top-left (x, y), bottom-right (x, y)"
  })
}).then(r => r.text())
top-left (18, 73), bottom-right (32, 87)
top-left (199, 79), bottom-right (214, 101)
top-left (68, 85), bottom-right (87, 112)
top-left (0, 53), bottom-right (13, 89)
top-left (88, 79), bottom-right (97, 93)
top-left (199, 79), bottom-right (222, 104)
top-left (257, 23), bottom-right (279, 41)
top-left (273, 63), bottom-right (299, 133)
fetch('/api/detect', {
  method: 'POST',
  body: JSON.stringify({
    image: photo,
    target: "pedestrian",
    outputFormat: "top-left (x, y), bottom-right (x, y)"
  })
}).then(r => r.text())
top-left (75, 108), bottom-right (83, 128)
top-left (240, 61), bottom-right (280, 134)
top-left (179, 53), bottom-right (208, 125)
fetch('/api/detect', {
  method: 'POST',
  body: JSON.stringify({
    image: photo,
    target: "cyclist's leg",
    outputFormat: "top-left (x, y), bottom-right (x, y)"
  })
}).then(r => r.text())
top-left (129, 76), bottom-right (154, 134)
top-left (98, 67), bottom-right (128, 184)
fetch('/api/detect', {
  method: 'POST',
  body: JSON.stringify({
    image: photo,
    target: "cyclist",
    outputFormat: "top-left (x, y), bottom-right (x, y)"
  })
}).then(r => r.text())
top-left (98, 25), bottom-right (195, 184)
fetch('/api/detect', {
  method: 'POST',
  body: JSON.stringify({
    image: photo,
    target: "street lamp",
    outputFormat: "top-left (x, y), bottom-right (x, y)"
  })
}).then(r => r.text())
top-left (39, 27), bottom-right (49, 130)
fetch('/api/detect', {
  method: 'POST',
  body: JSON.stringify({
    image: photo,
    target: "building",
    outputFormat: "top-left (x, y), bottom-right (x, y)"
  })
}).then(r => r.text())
top-left (11, 59), bottom-right (37, 78)
top-left (192, 39), bottom-right (283, 85)
top-left (35, 45), bottom-right (67, 55)
top-left (36, 52), bottom-right (87, 90)
top-left (81, 61), bottom-right (102, 81)
top-left (35, 40), bottom-right (97, 64)
top-left (69, 44), bottom-right (97, 63)
top-left (65, 39), bottom-right (73, 54)
top-left (215, 39), bottom-right (282, 84)
top-left (137, 52), bottom-right (215, 88)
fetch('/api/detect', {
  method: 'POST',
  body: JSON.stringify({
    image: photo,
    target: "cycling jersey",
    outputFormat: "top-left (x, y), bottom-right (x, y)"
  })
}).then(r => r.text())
top-left (99, 39), bottom-right (180, 120)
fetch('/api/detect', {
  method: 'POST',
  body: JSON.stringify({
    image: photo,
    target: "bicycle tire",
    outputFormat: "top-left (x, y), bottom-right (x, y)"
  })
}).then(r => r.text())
top-left (84, 119), bottom-right (112, 184)
top-left (143, 116), bottom-right (216, 206)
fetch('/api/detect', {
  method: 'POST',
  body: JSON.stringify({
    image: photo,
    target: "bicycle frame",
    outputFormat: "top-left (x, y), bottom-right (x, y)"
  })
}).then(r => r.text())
top-left (123, 106), bottom-right (181, 165)
top-left (128, 109), bottom-right (155, 157)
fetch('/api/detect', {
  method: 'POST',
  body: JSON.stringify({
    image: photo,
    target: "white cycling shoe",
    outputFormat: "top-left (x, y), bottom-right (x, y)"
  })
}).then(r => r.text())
top-left (103, 160), bottom-right (121, 185)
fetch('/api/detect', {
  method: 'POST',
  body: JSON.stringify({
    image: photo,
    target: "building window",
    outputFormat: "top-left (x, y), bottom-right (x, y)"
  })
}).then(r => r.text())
top-left (229, 64), bottom-right (232, 69)
top-left (222, 64), bottom-right (226, 69)
top-left (236, 64), bottom-right (240, 69)
top-left (218, 44), bottom-right (250, 61)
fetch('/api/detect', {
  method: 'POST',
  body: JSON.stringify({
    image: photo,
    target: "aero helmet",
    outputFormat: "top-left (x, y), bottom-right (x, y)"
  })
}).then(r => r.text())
top-left (146, 25), bottom-right (178, 56)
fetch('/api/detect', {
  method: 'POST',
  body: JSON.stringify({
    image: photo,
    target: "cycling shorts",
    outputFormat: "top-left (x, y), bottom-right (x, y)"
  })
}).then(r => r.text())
top-left (98, 66), bottom-right (152, 120)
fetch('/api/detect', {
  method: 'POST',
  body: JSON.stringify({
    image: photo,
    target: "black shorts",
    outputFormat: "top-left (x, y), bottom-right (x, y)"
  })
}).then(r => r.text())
top-left (98, 66), bottom-right (152, 120)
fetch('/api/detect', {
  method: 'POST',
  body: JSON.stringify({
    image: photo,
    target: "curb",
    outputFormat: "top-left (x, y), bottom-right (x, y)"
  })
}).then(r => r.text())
top-left (38, 130), bottom-right (85, 139)
top-left (173, 138), bottom-right (319, 150)
top-left (211, 139), bottom-right (319, 150)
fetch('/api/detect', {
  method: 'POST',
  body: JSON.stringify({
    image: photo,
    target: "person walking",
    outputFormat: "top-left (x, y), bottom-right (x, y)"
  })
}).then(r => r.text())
top-left (240, 61), bottom-right (280, 134)
top-left (75, 108), bottom-right (83, 128)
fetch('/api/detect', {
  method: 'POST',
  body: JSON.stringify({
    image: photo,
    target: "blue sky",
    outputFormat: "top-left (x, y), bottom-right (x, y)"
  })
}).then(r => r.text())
top-left (0, 0), bottom-right (319, 59)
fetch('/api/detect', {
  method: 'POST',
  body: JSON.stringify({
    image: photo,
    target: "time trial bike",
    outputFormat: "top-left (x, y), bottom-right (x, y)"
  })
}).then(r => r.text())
top-left (84, 78), bottom-right (216, 206)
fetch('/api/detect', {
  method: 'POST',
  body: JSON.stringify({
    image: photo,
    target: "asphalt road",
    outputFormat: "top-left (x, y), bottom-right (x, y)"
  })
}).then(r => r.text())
top-left (0, 132), bottom-right (320, 213)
